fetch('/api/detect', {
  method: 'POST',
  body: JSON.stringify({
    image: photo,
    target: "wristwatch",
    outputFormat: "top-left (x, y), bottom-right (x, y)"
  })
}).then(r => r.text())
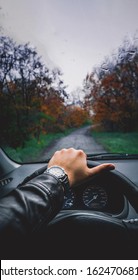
top-left (45, 165), bottom-right (70, 193)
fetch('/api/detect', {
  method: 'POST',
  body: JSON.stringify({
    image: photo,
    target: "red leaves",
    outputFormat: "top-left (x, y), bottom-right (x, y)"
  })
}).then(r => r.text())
top-left (84, 62), bottom-right (138, 132)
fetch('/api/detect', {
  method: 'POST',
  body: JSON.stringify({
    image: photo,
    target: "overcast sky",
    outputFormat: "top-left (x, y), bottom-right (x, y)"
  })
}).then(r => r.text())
top-left (1, 0), bottom-right (138, 93)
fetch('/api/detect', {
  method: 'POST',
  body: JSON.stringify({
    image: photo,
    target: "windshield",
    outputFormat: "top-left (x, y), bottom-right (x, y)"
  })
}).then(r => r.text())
top-left (0, 0), bottom-right (138, 163)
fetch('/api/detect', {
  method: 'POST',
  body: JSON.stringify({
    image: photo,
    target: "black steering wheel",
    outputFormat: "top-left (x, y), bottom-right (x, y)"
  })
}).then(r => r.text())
top-left (39, 161), bottom-right (138, 259)
top-left (8, 161), bottom-right (137, 260)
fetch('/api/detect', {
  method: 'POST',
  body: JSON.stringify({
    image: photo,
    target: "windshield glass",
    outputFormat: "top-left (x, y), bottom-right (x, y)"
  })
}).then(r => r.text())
top-left (0, 0), bottom-right (138, 163)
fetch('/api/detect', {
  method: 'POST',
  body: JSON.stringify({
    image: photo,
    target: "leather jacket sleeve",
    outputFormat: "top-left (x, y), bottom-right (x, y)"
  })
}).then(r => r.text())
top-left (0, 173), bottom-right (64, 238)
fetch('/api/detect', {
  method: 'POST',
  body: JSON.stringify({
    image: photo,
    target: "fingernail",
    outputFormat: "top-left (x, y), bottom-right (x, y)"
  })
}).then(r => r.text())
top-left (109, 164), bottom-right (115, 170)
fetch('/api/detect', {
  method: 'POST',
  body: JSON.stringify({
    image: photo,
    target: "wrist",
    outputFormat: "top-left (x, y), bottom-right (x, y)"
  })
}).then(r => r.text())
top-left (44, 165), bottom-right (70, 193)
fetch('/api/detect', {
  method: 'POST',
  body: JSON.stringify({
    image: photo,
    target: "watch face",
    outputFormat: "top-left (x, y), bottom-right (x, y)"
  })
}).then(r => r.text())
top-left (48, 166), bottom-right (65, 178)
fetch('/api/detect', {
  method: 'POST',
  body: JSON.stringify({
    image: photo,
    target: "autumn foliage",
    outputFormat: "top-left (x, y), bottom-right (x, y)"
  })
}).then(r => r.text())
top-left (64, 105), bottom-right (88, 128)
top-left (83, 36), bottom-right (138, 132)
top-left (0, 36), bottom-right (88, 148)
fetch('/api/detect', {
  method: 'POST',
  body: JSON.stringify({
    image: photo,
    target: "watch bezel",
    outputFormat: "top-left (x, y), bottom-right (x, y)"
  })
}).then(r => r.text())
top-left (46, 165), bottom-right (66, 179)
top-left (45, 165), bottom-right (70, 192)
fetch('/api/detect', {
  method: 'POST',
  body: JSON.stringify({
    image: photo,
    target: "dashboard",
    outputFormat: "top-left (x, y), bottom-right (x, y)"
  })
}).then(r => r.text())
top-left (0, 148), bottom-right (138, 219)
top-left (0, 148), bottom-right (138, 259)
top-left (62, 175), bottom-right (125, 215)
top-left (60, 158), bottom-right (138, 218)
top-left (102, 158), bottom-right (138, 186)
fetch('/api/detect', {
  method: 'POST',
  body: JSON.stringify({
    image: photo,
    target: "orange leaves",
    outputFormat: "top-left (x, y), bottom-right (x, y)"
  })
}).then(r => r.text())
top-left (41, 94), bottom-right (88, 131)
top-left (64, 106), bottom-right (88, 128)
top-left (41, 94), bottom-right (64, 120)
top-left (84, 63), bottom-right (138, 132)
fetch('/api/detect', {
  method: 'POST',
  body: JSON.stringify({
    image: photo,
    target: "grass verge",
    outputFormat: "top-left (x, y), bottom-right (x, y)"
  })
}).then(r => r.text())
top-left (92, 131), bottom-right (138, 154)
top-left (4, 129), bottom-right (75, 163)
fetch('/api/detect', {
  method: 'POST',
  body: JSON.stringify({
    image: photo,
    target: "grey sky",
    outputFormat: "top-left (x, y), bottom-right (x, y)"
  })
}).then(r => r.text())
top-left (1, 0), bottom-right (138, 93)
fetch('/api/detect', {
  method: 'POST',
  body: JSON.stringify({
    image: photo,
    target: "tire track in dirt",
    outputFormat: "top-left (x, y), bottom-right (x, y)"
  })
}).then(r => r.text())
top-left (39, 126), bottom-right (106, 160)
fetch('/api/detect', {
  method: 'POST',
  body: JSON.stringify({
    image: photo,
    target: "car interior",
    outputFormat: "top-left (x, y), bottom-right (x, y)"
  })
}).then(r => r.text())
top-left (0, 0), bottom-right (138, 260)
top-left (0, 148), bottom-right (138, 259)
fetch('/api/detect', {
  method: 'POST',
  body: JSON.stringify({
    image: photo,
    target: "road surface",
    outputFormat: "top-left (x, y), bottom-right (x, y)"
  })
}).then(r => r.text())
top-left (39, 126), bottom-right (106, 160)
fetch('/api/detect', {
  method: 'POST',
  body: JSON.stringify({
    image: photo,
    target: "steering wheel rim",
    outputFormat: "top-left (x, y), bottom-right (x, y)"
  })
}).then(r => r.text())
top-left (41, 161), bottom-right (138, 259)
top-left (87, 160), bottom-right (138, 212)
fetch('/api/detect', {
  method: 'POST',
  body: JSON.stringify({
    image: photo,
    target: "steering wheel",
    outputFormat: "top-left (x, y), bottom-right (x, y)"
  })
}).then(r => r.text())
top-left (38, 161), bottom-right (138, 259)
top-left (9, 160), bottom-right (137, 259)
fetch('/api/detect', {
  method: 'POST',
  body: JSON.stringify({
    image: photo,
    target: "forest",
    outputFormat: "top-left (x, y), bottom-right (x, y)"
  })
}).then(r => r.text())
top-left (83, 35), bottom-right (138, 132)
top-left (0, 34), bottom-right (138, 152)
top-left (0, 36), bottom-right (88, 148)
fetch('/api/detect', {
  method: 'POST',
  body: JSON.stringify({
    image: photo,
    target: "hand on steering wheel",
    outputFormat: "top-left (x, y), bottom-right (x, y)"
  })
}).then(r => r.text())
top-left (48, 148), bottom-right (115, 186)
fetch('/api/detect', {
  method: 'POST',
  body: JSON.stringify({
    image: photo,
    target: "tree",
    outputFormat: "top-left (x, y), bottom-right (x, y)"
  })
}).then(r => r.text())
top-left (83, 35), bottom-right (138, 132)
top-left (0, 36), bottom-right (68, 146)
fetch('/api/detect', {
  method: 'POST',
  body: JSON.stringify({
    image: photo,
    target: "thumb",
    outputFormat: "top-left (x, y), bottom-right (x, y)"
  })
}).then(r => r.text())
top-left (87, 163), bottom-right (115, 177)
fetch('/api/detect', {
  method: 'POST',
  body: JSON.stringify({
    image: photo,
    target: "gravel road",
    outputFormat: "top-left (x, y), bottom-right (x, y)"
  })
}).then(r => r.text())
top-left (39, 126), bottom-right (106, 160)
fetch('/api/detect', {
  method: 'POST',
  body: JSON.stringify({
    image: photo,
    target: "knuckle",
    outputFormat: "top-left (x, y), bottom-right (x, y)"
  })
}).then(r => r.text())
top-left (61, 148), bottom-right (68, 153)
top-left (77, 149), bottom-right (85, 156)
top-left (68, 147), bottom-right (75, 152)
top-left (54, 150), bottom-right (60, 155)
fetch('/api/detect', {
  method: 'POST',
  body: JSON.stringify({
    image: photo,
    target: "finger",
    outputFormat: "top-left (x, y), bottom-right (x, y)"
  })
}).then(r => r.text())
top-left (87, 163), bottom-right (115, 176)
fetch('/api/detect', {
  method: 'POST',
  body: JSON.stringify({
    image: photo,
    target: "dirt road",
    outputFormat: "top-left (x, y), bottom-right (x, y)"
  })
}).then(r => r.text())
top-left (39, 126), bottom-right (106, 160)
